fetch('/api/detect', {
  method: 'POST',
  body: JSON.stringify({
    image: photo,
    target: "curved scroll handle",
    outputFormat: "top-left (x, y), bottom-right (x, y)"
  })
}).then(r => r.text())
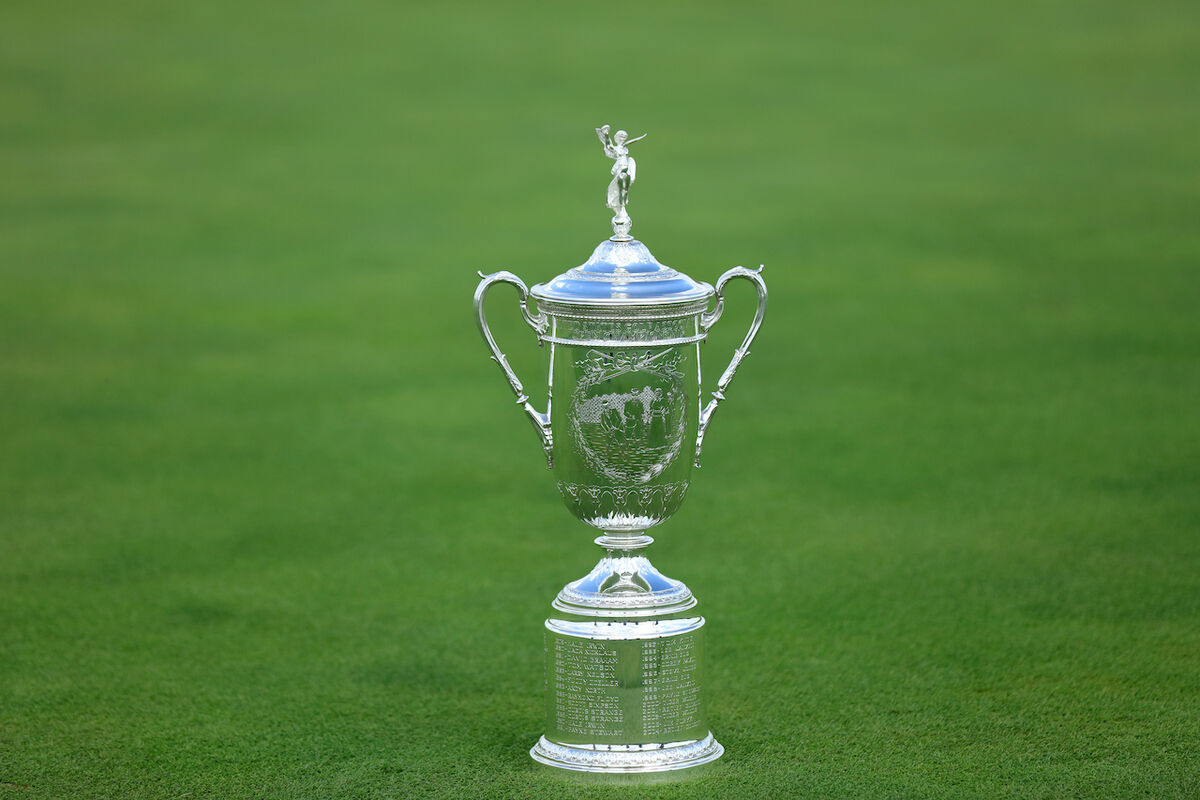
top-left (695, 265), bottom-right (768, 467)
top-left (474, 271), bottom-right (554, 468)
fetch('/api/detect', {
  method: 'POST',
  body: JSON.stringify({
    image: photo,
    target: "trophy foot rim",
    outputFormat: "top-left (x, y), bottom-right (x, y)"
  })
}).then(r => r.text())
top-left (530, 733), bottom-right (724, 774)
top-left (550, 592), bottom-right (697, 618)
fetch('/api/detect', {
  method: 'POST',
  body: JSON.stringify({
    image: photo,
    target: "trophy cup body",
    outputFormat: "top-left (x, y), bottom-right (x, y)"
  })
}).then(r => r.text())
top-left (473, 128), bottom-right (766, 774)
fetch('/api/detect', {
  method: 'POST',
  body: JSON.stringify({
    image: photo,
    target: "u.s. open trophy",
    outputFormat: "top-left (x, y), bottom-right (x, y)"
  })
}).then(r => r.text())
top-left (474, 126), bottom-right (766, 774)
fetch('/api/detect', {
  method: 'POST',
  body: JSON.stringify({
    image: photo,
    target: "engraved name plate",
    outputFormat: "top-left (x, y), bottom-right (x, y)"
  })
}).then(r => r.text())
top-left (544, 617), bottom-right (706, 746)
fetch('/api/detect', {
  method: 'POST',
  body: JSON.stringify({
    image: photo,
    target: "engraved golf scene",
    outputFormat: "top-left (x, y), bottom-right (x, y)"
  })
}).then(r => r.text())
top-left (558, 347), bottom-right (692, 530)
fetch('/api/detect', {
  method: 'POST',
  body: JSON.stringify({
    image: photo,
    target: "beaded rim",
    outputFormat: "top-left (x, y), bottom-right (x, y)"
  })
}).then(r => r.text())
top-left (531, 733), bottom-right (723, 773)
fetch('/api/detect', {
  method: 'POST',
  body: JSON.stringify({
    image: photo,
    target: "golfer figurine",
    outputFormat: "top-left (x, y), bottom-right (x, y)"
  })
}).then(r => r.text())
top-left (597, 124), bottom-right (647, 240)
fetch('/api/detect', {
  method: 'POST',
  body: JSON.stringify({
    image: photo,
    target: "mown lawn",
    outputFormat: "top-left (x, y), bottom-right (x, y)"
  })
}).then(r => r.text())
top-left (1, 1), bottom-right (1198, 797)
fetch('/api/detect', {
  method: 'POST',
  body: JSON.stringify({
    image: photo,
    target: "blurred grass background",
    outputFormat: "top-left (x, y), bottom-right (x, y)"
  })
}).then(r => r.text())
top-left (2, 0), bottom-right (1199, 797)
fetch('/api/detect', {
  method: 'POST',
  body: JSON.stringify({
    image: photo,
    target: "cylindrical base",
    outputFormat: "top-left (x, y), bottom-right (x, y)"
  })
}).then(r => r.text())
top-left (534, 615), bottom-right (721, 774)
top-left (530, 732), bottom-right (724, 774)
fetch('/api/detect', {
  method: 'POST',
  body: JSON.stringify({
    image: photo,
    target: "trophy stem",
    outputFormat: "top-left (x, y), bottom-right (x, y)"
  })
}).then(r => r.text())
top-left (594, 533), bottom-right (653, 552)
top-left (551, 534), bottom-right (696, 619)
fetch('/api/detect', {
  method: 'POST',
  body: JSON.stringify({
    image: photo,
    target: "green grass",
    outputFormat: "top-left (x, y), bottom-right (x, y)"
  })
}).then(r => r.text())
top-left (2, 0), bottom-right (1199, 797)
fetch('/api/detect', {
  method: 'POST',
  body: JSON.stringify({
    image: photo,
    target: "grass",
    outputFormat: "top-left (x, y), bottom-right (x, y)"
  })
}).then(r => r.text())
top-left (1, 0), bottom-right (1198, 797)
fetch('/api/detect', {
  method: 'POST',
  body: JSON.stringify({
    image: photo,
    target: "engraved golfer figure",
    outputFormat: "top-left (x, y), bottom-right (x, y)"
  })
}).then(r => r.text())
top-left (596, 124), bottom-right (646, 239)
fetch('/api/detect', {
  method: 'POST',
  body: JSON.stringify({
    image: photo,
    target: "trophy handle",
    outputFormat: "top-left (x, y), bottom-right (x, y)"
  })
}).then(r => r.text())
top-left (695, 265), bottom-right (768, 467)
top-left (474, 270), bottom-right (554, 468)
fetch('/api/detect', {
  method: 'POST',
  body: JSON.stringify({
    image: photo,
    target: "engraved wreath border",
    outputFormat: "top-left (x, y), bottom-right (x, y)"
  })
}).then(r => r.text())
top-left (567, 349), bottom-right (688, 484)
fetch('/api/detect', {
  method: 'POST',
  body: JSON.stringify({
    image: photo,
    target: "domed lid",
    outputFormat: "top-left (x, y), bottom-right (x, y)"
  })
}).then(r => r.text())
top-left (530, 238), bottom-right (712, 306)
top-left (529, 124), bottom-right (713, 308)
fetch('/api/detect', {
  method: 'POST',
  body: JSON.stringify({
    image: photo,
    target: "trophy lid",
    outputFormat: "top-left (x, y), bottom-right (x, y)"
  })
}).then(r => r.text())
top-left (531, 238), bottom-right (712, 307)
top-left (530, 125), bottom-right (713, 308)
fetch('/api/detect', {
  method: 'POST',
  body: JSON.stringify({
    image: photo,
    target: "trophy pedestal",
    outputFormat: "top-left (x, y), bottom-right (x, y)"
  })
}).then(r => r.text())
top-left (531, 540), bottom-right (723, 774)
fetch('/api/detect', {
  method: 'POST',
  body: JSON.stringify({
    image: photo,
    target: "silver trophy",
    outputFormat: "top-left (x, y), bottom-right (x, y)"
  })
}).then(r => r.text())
top-left (474, 126), bottom-right (766, 774)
